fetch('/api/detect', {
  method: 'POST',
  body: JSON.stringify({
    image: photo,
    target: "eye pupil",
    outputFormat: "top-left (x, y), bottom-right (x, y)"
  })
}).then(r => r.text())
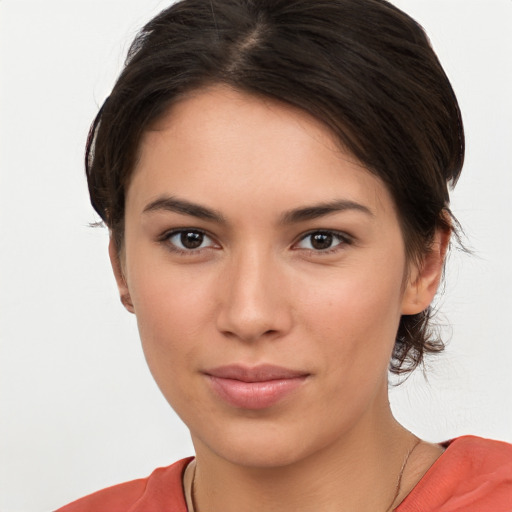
top-left (311, 232), bottom-right (333, 250)
top-left (181, 231), bottom-right (203, 249)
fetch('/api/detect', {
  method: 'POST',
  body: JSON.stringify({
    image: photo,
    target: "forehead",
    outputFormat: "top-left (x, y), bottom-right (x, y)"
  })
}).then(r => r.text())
top-left (128, 86), bottom-right (397, 223)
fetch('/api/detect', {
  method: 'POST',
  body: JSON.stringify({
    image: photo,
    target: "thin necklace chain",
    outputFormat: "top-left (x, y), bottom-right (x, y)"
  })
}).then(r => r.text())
top-left (385, 437), bottom-right (422, 512)
top-left (185, 438), bottom-right (422, 512)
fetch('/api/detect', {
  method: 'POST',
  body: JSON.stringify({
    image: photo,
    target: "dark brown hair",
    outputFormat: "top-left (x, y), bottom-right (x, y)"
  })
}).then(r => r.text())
top-left (86, 0), bottom-right (464, 374)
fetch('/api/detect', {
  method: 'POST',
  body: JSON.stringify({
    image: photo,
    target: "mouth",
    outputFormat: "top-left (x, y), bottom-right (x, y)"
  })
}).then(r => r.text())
top-left (203, 364), bottom-right (309, 410)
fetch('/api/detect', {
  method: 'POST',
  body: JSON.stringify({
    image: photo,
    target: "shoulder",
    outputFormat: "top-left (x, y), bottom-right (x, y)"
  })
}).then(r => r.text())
top-left (398, 436), bottom-right (512, 512)
top-left (55, 457), bottom-right (192, 512)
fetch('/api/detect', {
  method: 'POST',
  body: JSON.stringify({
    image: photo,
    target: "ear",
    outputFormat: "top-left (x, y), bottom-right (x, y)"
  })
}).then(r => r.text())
top-left (401, 226), bottom-right (450, 315)
top-left (108, 237), bottom-right (135, 314)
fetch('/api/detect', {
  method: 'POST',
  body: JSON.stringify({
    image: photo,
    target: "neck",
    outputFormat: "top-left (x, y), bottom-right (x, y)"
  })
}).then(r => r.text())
top-left (191, 401), bottom-right (418, 512)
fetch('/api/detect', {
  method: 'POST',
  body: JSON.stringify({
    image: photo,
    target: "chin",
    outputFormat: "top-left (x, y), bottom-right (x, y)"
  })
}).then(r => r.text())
top-left (191, 414), bottom-right (339, 470)
top-left (209, 439), bottom-right (312, 470)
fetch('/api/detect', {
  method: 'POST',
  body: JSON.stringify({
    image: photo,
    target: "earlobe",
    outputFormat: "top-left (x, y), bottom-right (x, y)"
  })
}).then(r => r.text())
top-left (401, 227), bottom-right (450, 315)
top-left (108, 237), bottom-right (135, 314)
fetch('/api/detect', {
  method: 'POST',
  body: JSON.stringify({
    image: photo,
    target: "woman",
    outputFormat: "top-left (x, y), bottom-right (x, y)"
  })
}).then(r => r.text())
top-left (57, 0), bottom-right (512, 510)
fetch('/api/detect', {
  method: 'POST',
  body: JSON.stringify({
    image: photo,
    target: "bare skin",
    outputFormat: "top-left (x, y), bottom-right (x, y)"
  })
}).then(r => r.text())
top-left (111, 85), bottom-right (449, 512)
top-left (187, 406), bottom-right (445, 512)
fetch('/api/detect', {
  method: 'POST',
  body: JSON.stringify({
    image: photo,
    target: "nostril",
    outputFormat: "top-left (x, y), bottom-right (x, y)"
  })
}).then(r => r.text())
top-left (219, 327), bottom-right (280, 342)
top-left (215, 267), bottom-right (293, 342)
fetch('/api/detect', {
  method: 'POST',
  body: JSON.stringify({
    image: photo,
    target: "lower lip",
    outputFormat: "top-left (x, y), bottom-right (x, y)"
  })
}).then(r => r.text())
top-left (207, 376), bottom-right (307, 410)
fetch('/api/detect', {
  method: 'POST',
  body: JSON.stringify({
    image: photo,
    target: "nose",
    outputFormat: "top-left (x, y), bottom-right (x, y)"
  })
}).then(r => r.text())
top-left (215, 247), bottom-right (293, 343)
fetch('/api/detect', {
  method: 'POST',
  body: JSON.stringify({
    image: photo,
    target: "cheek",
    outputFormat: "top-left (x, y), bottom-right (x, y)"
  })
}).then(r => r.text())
top-left (127, 266), bottom-right (222, 424)
top-left (297, 263), bottom-right (405, 375)
top-left (126, 258), bottom-right (218, 376)
top-left (289, 268), bottom-right (403, 431)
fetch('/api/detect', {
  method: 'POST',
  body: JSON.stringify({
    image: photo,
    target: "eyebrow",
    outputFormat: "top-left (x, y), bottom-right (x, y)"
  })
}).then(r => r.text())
top-left (142, 196), bottom-right (373, 225)
top-left (143, 196), bottom-right (226, 224)
top-left (280, 200), bottom-right (374, 224)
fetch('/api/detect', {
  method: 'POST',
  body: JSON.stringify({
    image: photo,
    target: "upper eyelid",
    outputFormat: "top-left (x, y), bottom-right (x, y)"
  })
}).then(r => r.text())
top-left (159, 228), bottom-right (220, 253)
top-left (159, 227), bottom-right (216, 241)
top-left (289, 231), bottom-right (353, 256)
top-left (294, 229), bottom-right (353, 243)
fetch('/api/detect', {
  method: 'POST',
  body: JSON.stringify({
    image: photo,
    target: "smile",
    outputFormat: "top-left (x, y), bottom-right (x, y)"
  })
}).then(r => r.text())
top-left (204, 364), bottom-right (309, 410)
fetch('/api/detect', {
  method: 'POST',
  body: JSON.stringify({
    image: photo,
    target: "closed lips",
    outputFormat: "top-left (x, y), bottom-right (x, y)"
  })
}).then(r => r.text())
top-left (204, 365), bottom-right (309, 409)
top-left (204, 364), bottom-right (310, 382)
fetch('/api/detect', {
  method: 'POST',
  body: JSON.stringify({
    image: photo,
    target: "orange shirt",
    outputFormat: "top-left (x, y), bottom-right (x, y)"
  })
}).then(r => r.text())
top-left (57, 436), bottom-right (512, 512)
top-left (396, 436), bottom-right (512, 511)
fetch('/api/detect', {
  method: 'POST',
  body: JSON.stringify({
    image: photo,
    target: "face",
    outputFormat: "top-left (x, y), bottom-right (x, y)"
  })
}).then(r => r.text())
top-left (115, 86), bottom-right (435, 469)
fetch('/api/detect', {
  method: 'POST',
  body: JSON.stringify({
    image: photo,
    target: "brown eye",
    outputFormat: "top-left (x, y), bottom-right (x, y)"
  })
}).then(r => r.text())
top-left (310, 232), bottom-right (333, 250)
top-left (180, 231), bottom-right (204, 249)
top-left (296, 231), bottom-right (350, 252)
top-left (166, 230), bottom-right (216, 252)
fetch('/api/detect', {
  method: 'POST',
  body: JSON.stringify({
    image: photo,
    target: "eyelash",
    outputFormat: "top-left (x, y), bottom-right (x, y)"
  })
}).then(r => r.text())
top-left (158, 228), bottom-right (219, 256)
top-left (293, 230), bottom-right (353, 255)
top-left (158, 229), bottom-right (353, 256)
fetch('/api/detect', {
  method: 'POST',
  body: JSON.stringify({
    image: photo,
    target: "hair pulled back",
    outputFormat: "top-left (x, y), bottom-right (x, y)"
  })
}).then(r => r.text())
top-left (86, 0), bottom-right (464, 374)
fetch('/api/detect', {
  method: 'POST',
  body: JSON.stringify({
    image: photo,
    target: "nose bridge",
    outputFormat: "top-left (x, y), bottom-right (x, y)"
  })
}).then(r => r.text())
top-left (217, 243), bottom-right (291, 342)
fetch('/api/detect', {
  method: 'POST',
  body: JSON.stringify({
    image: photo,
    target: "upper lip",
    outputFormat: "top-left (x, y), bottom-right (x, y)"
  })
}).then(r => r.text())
top-left (204, 364), bottom-right (309, 382)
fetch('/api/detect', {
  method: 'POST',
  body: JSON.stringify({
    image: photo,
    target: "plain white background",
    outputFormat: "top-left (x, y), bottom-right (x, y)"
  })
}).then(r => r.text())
top-left (0, 1), bottom-right (511, 510)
